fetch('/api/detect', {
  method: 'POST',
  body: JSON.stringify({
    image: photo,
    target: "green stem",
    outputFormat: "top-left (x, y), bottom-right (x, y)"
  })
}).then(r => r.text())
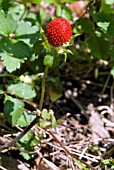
top-left (39, 65), bottom-right (49, 111)
top-left (0, 74), bottom-right (17, 79)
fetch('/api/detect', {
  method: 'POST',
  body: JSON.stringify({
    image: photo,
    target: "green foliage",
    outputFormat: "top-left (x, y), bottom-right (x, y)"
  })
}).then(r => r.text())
top-left (4, 95), bottom-right (24, 126)
top-left (0, 0), bottom-right (114, 165)
top-left (56, 4), bottom-right (72, 20)
top-left (100, 159), bottom-right (114, 169)
top-left (88, 35), bottom-right (110, 59)
top-left (77, 18), bottom-right (94, 33)
top-left (43, 55), bottom-right (54, 67)
top-left (7, 83), bottom-right (36, 99)
top-left (0, 10), bottom-right (17, 36)
top-left (74, 158), bottom-right (89, 170)
top-left (9, 2), bottom-right (25, 21)
top-left (18, 130), bottom-right (39, 160)
top-left (17, 111), bottom-right (35, 127)
top-left (0, 39), bottom-right (31, 72)
top-left (40, 109), bottom-right (57, 128)
top-left (105, 0), bottom-right (114, 5)
top-left (0, 10), bottom-right (38, 72)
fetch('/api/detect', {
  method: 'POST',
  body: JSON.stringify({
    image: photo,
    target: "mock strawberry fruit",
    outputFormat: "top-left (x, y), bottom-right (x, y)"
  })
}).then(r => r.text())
top-left (45, 18), bottom-right (72, 47)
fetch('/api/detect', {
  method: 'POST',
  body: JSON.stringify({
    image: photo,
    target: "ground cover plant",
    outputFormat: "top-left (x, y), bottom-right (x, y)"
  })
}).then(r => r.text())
top-left (0, 0), bottom-right (114, 169)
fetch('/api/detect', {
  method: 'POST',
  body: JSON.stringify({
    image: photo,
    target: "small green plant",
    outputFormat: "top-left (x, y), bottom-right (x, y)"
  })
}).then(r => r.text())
top-left (0, 0), bottom-right (114, 169)
top-left (100, 158), bottom-right (114, 170)
top-left (0, 4), bottom-right (74, 160)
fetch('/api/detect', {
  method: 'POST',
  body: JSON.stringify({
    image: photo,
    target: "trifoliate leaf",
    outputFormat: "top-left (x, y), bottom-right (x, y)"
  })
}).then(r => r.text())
top-left (4, 95), bottom-right (24, 126)
top-left (7, 83), bottom-right (36, 99)
top-left (0, 10), bottom-right (17, 36)
top-left (0, 38), bottom-right (31, 72)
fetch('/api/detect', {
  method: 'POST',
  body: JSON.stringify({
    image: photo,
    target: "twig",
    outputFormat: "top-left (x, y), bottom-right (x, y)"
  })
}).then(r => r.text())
top-left (101, 73), bottom-right (111, 98)
top-left (47, 130), bottom-right (96, 170)
top-left (0, 113), bottom-right (40, 152)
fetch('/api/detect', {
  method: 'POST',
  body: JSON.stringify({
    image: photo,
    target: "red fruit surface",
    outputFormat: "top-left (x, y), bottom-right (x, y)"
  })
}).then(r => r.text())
top-left (45, 18), bottom-right (72, 47)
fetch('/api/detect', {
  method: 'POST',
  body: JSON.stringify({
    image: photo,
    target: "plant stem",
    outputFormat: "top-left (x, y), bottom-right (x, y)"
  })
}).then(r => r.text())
top-left (39, 65), bottom-right (49, 111)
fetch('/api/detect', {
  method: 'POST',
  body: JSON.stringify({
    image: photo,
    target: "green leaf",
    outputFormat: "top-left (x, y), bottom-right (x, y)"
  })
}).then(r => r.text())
top-left (88, 35), bottom-right (110, 59)
top-left (56, 0), bottom-right (76, 2)
top-left (19, 130), bottom-right (35, 142)
top-left (40, 7), bottom-right (47, 23)
top-left (92, 13), bottom-right (110, 32)
top-left (0, 0), bottom-right (13, 11)
top-left (1, 53), bottom-right (23, 73)
top-left (9, 2), bottom-right (26, 21)
top-left (107, 21), bottom-right (114, 37)
top-left (105, 0), bottom-right (114, 5)
top-left (42, 109), bottom-right (50, 120)
top-left (111, 66), bottom-right (114, 76)
top-left (0, 10), bottom-right (17, 36)
top-left (43, 55), bottom-right (54, 67)
top-left (18, 130), bottom-right (38, 160)
top-left (49, 87), bottom-right (62, 102)
top-left (40, 109), bottom-right (57, 129)
top-left (110, 45), bottom-right (114, 61)
top-left (22, 0), bottom-right (40, 5)
top-left (41, 0), bottom-right (55, 3)
top-left (16, 21), bottom-right (38, 36)
top-left (15, 21), bottom-right (38, 46)
top-left (4, 95), bottom-right (24, 126)
top-left (32, 38), bottom-right (44, 54)
top-left (92, 12), bottom-right (112, 23)
top-left (42, 0), bottom-right (76, 5)
top-left (77, 18), bottom-right (94, 33)
top-left (101, 0), bottom-right (114, 13)
top-left (74, 158), bottom-right (89, 170)
top-left (0, 38), bottom-right (31, 72)
top-left (7, 83), bottom-right (36, 99)
top-left (97, 22), bottom-right (110, 32)
top-left (50, 111), bottom-right (57, 128)
top-left (56, 4), bottom-right (72, 20)
top-left (20, 152), bottom-right (32, 160)
top-left (92, 12), bottom-right (112, 33)
top-left (17, 111), bottom-right (35, 127)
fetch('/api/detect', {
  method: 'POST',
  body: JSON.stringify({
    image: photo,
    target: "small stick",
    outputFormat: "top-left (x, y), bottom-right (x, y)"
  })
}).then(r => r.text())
top-left (47, 130), bottom-right (96, 170)
top-left (0, 114), bottom-right (40, 152)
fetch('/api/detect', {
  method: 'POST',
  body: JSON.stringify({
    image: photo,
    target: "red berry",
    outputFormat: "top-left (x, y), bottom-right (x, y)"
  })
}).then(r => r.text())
top-left (45, 18), bottom-right (72, 47)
